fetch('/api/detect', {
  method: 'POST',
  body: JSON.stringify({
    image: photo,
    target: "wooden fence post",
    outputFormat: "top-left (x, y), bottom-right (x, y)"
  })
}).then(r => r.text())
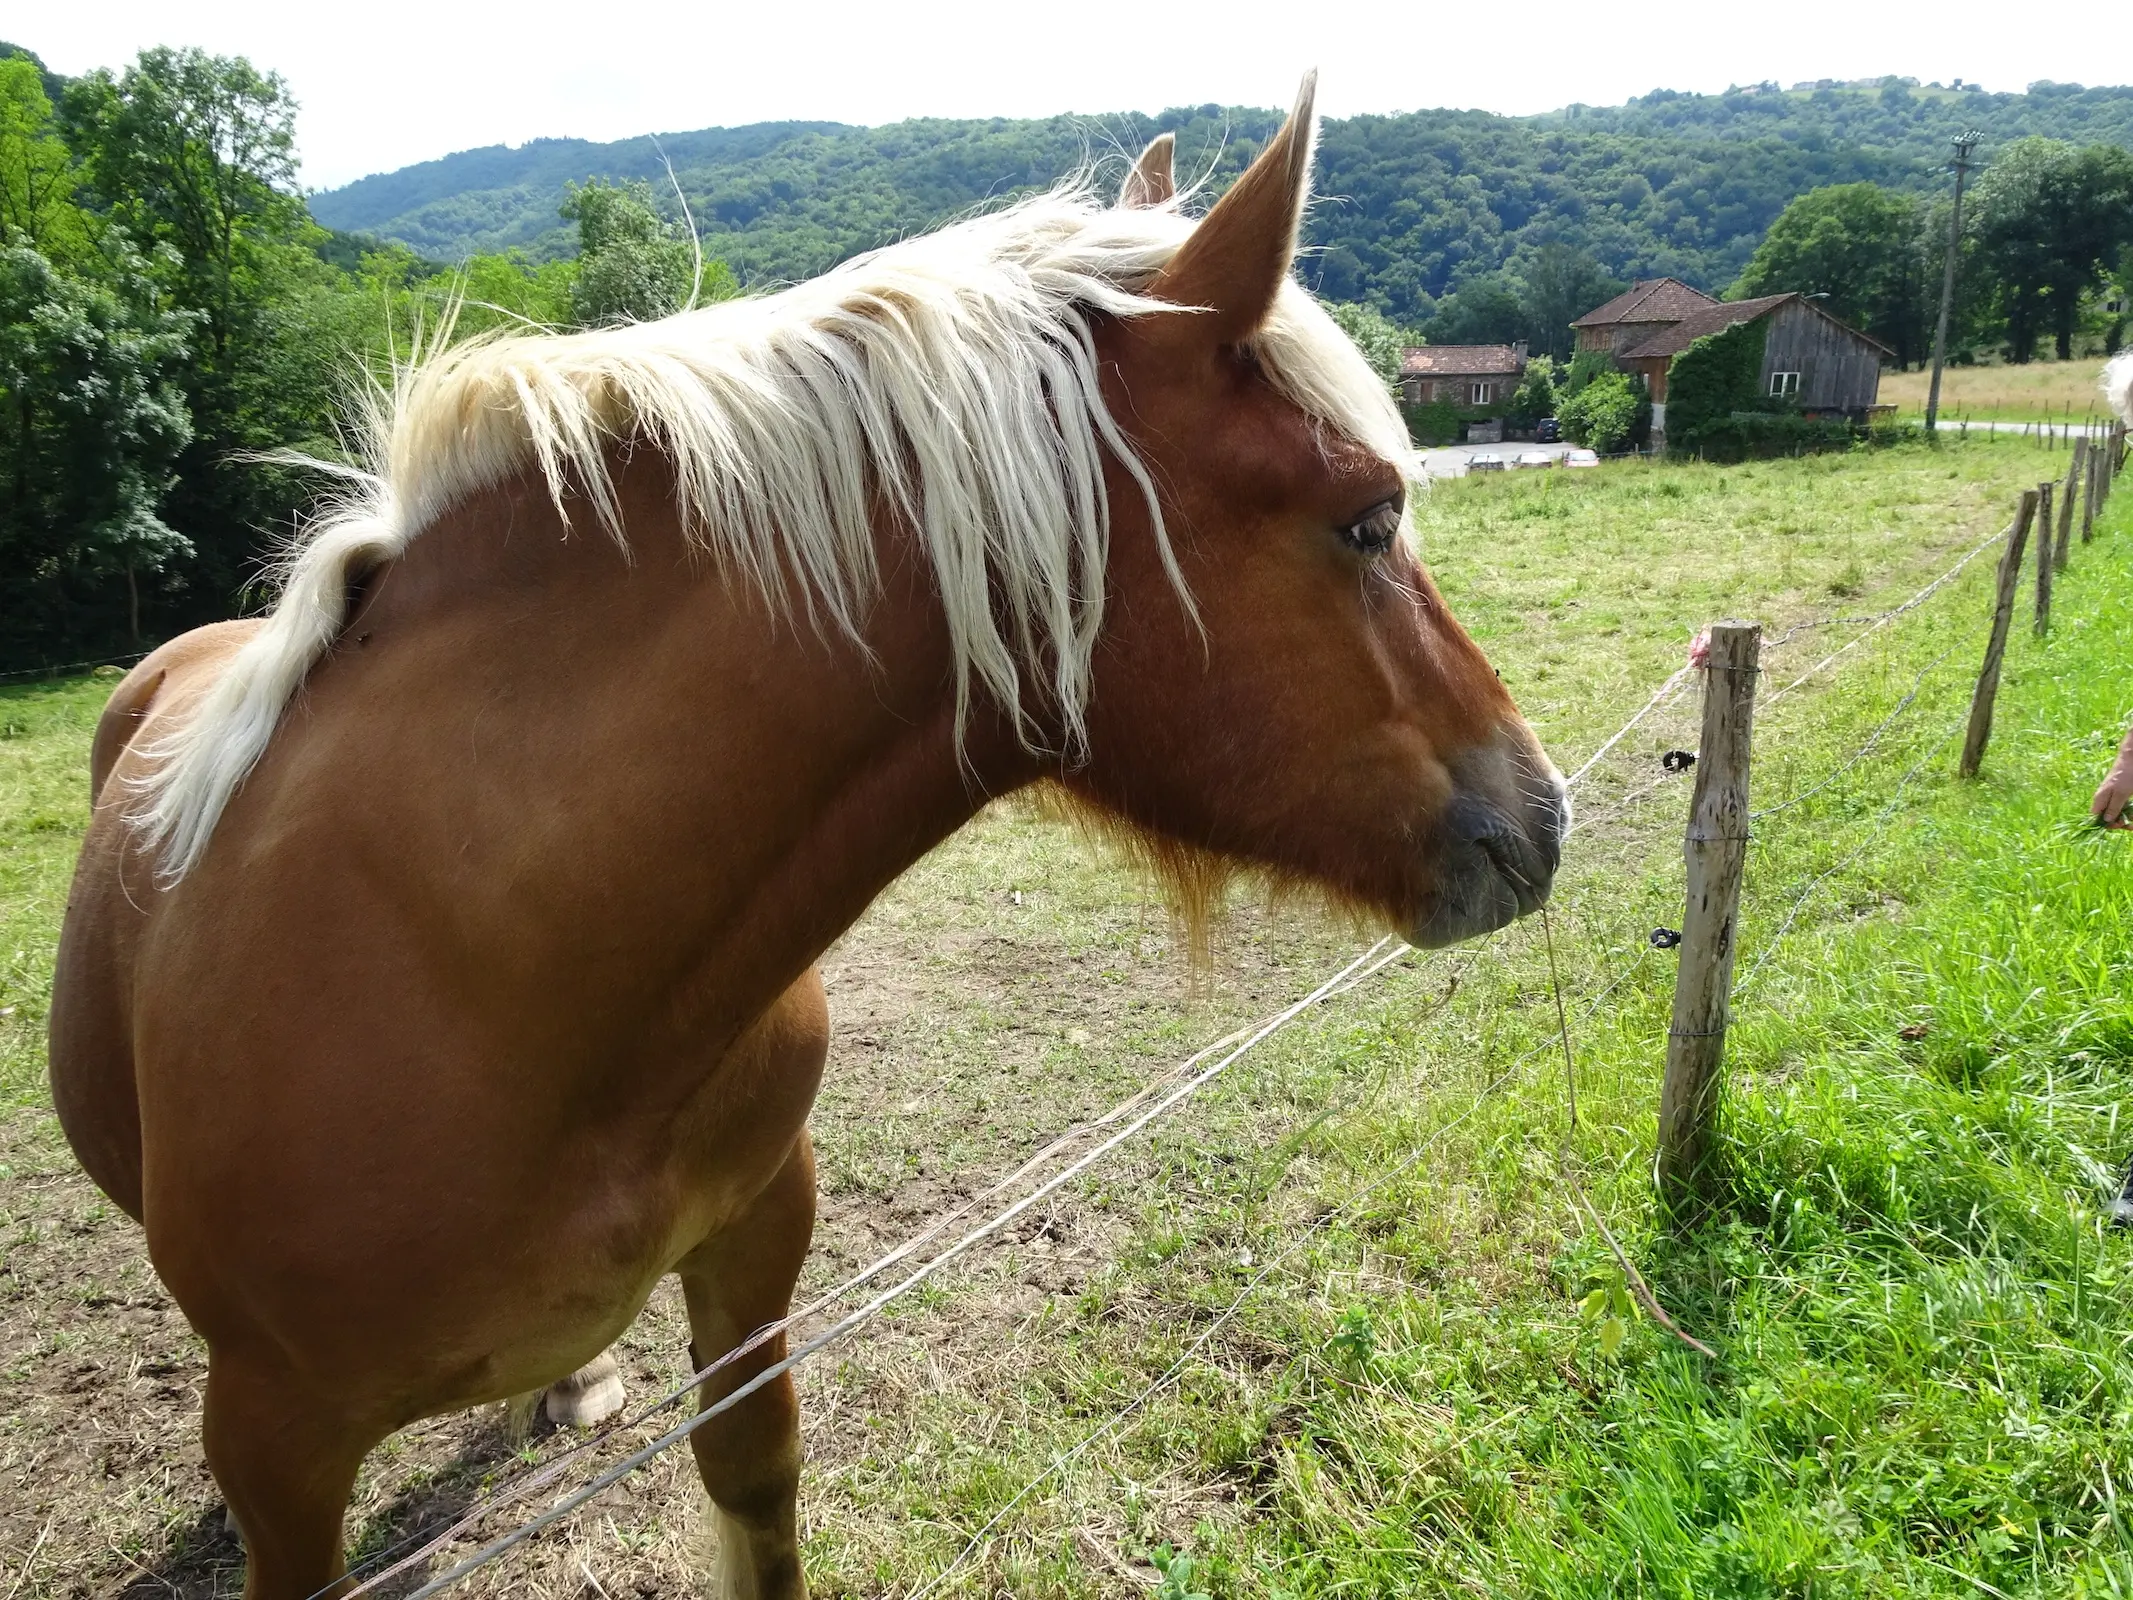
top-left (2085, 440), bottom-right (2102, 542)
top-left (1656, 621), bottom-right (1760, 1207)
top-left (1960, 490), bottom-right (2039, 779)
top-left (2033, 481), bottom-right (2054, 633)
top-left (2058, 440), bottom-right (2083, 568)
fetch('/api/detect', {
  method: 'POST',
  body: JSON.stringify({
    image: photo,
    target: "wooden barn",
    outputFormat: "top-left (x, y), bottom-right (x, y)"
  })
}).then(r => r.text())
top-left (1616, 294), bottom-right (1891, 447)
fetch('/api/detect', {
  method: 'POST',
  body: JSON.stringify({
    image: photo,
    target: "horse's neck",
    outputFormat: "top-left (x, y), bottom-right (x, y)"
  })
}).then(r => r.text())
top-left (355, 464), bottom-right (1039, 1039)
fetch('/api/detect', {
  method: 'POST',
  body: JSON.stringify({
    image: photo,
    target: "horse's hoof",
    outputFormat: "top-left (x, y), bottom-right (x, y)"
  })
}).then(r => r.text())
top-left (544, 1351), bottom-right (625, 1427)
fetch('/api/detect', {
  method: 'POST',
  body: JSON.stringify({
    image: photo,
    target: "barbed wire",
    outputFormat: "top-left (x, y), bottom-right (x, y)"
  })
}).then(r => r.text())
top-left (351, 936), bottom-right (1442, 1599)
top-left (1757, 520), bottom-right (2007, 714)
top-left (327, 649), bottom-right (1717, 1599)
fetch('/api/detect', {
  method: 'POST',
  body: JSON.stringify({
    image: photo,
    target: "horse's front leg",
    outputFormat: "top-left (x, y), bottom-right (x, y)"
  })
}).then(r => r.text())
top-left (678, 1129), bottom-right (816, 1600)
top-left (203, 1352), bottom-right (382, 1599)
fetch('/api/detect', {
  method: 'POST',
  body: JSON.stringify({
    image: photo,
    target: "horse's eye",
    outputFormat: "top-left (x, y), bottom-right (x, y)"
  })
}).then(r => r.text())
top-left (1338, 497), bottom-right (1404, 557)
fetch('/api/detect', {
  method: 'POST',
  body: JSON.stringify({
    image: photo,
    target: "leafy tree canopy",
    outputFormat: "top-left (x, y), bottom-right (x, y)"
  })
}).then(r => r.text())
top-left (1731, 183), bottom-right (1934, 365)
top-left (0, 239), bottom-right (194, 653)
top-left (561, 179), bottom-right (733, 326)
top-left (312, 84), bottom-right (2133, 326)
top-left (1322, 299), bottom-right (1411, 391)
top-left (1969, 137), bottom-right (2133, 360)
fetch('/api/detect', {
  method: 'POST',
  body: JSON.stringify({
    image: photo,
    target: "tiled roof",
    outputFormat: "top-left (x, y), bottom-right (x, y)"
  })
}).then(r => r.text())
top-left (1618, 294), bottom-right (1800, 359)
top-left (1399, 344), bottom-right (1525, 377)
top-left (1570, 278), bottom-right (1720, 328)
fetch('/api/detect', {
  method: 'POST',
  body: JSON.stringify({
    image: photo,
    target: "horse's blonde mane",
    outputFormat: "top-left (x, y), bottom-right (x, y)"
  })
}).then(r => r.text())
top-left (135, 182), bottom-right (1416, 880)
top-left (2106, 350), bottom-right (2133, 428)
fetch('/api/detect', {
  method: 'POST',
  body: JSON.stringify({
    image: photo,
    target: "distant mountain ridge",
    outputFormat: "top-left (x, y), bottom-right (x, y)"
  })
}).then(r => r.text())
top-left (311, 81), bottom-right (2133, 322)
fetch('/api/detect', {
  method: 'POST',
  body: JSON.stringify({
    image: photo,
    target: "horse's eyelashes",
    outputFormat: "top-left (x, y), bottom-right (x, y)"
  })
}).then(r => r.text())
top-left (1339, 498), bottom-right (1403, 557)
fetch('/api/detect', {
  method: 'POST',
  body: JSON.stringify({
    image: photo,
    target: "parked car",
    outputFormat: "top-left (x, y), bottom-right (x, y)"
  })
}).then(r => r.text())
top-left (1514, 450), bottom-right (1555, 469)
top-left (1468, 452), bottom-right (1506, 472)
top-left (1563, 448), bottom-right (1600, 468)
top-left (1534, 417), bottom-right (1562, 443)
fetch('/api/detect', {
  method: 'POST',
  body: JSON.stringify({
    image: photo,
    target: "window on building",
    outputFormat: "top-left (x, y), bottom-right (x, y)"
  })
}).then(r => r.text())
top-left (1471, 381), bottom-right (1493, 405)
top-left (1770, 370), bottom-right (1801, 398)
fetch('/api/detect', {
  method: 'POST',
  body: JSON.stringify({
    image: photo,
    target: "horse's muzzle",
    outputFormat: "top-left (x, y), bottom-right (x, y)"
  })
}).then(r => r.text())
top-left (1409, 749), bottom-right (1567, 949)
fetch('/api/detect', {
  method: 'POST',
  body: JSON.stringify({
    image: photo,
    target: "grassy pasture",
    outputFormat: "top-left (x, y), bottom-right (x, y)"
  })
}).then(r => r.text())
top-left (1880, 358), bottom-right (2119, 425)
top-left (2, 441), bottom-right (2132, 1598)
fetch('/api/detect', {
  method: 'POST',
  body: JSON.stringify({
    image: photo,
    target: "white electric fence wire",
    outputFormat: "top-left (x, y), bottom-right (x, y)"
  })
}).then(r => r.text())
top-left (1748, 644), bottom-right (1959, 821)
top-left (345, 544), bottom-right (1973, 1598)
top-left (365, 937), bottom-right (1407, 1600)
top-left (333, 1019), bottom-right (1284, 1594)
top-left (1757, 521), bottom-right (2007, 714)
top-left (1563, 664), bottom-right (1695, 790)
top-left (1568, 519), bottom-right (2008, 837)
top-left (901, 504), bottom-right (2031, 1592)
top-left (906, 946), bottom-right (1655, 1600)
top-left (1735, 716), bottom-right (1965, 997)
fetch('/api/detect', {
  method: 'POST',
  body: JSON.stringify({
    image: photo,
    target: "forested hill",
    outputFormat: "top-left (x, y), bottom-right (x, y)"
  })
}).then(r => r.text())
top-left (310, 81), bottom-right (2133, 322)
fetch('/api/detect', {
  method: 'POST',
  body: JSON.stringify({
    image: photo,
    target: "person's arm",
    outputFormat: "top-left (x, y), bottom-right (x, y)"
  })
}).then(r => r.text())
top-left (2094, 719), bottom-right (2133, 828)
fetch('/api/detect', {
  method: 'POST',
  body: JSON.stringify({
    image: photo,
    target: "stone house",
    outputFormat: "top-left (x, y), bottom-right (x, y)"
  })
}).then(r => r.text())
top-left (1398, 342), bottom-right (1528, 409)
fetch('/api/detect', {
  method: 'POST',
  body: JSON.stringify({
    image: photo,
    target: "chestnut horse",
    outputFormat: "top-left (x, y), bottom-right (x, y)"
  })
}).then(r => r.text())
top-left (49, 78), bottom-right (1564, 1600)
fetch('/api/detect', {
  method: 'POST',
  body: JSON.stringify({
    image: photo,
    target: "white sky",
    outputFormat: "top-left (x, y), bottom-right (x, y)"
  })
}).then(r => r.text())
top-left (21, 0), bottom-right (2112, 192)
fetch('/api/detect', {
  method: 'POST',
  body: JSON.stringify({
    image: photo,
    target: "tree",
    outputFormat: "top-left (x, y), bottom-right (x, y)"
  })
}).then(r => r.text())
top-left (1971, 138), bottom-right (2133, 361)
top-left (0, 58), bottom-right (89, 263)
top-left (1731, 184), bottom-right (1932, 366)
top-left (0, 240), bottom-right (194, 657)
top-left (1423, 274), bottom-right (1527, 347)
top-left (1506, 355), bottom-right (1559, 427)
top-left (60, 49), bottom-right (339, 619)
top-left (561, 179), bottom-right (730, 327)
top-left (1322, 299), bottom-right (1410, 391)
top-left (62, 48), bottom-right (306, 365)
top-left (1516, 245), bottom-right (1623, 361)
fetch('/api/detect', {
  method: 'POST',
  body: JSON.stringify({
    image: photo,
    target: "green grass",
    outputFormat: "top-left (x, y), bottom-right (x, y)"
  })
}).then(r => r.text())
top-left (821, 444), bottom-right (2133, 1599)
top-left (3, 441), bottom-right (2131, 1597)
top-left (0, 671), bottom-right (105, 1109)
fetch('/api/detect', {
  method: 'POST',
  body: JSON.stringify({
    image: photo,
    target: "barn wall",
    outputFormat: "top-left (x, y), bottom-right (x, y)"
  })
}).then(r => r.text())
top-left (1760, 302), bottom-right (1884, 412)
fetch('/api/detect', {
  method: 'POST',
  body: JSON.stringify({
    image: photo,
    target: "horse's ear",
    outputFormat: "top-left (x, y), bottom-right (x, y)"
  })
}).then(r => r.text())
top-left (1150, 71), bottom-right (1317, 345)
top-left (1119, 133), bottom-right (1175, 208)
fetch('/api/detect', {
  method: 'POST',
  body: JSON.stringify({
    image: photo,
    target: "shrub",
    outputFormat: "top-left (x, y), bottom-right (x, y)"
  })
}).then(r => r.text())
top-left (1562, 348), bottom-right (1615, 397)
top-left (1684, 411), bottom-right (1859, 461)
top-left (1557, 370), bottom-right (1638, 453)
top-left (1402, 399), bottom-right (1464, 446)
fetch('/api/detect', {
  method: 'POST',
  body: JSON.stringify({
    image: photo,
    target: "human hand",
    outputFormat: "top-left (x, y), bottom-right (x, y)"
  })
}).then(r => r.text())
top-left (2094, 759), bottom-right (2133, 829)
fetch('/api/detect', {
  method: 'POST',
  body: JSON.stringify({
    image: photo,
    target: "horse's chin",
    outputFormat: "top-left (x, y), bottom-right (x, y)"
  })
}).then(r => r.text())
top-left (1404, 779), bottom-right (1566, 949)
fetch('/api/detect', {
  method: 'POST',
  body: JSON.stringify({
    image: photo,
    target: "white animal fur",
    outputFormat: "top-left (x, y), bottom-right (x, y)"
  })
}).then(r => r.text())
top-left (135, 164), bottom-right (1415, 881)
top-left (2106, 349), bottom-right (2133, 426)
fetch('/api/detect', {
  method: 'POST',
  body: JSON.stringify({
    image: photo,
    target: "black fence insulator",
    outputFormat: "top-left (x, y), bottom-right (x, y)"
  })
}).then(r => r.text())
top-left (1661, 750), bottom-right (1697, 773)
top-left (1649, 927), bottom-right (1684, 950)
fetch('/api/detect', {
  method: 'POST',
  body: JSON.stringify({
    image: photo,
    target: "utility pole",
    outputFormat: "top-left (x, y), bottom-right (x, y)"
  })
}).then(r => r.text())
top-left (1925, 131), bottom-right (1982, 435)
